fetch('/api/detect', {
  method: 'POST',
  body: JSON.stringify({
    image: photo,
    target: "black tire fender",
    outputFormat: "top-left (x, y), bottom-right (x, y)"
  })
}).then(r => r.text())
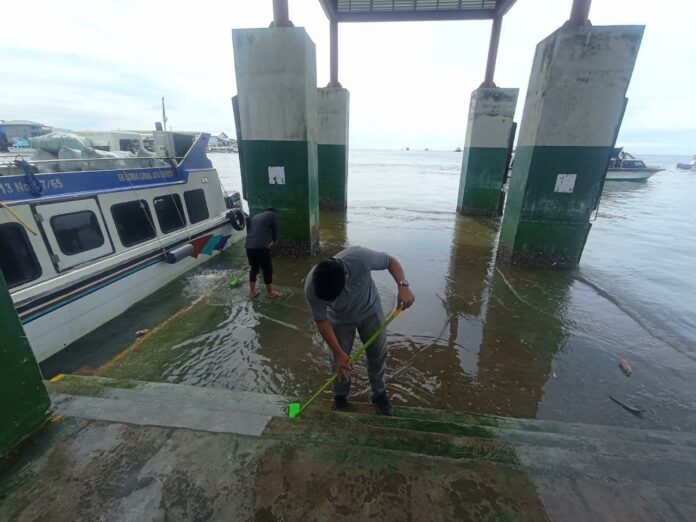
top-left (228, 208), bottom-right (247, 231)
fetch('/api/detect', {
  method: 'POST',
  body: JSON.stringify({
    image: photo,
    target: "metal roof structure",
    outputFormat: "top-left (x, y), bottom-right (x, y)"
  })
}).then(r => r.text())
top-left (319, 0), bottom-right (518, 23)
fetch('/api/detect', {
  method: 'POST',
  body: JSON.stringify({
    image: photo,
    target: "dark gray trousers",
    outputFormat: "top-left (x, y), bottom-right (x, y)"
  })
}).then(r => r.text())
top-left (331, 309), bottom-right (388, 398)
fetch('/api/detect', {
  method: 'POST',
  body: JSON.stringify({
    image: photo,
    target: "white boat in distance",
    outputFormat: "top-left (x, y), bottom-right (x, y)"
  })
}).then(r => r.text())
top-left (676, 155), bottom-right (695, 171)
top-left (0, 132), bottom-right (246, 362)
top-left (606, 148), bottom-right (663, 181)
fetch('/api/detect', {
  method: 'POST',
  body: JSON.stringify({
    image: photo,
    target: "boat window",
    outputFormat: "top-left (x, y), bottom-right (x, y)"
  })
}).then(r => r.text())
top-left (623, 161), bottom-right (640, 169)
top-left (0, 223), bottom-right (42, 288)
top-left (50, 211), bottom-right (105, 255)
top-left (184, 189), bottom-right (209, 224)
top-left (119, 138), bottom-right (140, 153)
top-left (153, 194), bottom-right (186, 234)
top-left (111, 200), bottom-right (157, 247)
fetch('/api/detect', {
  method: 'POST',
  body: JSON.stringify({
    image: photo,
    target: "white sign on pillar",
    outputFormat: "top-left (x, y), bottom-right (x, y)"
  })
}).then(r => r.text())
top-left (268, 166), bottom-right (286, 185)
top-left (554, 174), bottom-right (577, 193)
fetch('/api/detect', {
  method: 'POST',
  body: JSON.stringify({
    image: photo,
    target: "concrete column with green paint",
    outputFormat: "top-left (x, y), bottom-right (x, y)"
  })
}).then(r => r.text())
top-left (457, 87), bottom-right (518, 217)
top-left (498, 24), bottom-right (644, 269)
top-left (0, 274), bottom-right (50, 456)
top-left (232, 27), bottom-right (320, 255)
top-left (317, 87), bottom-right (349, 210)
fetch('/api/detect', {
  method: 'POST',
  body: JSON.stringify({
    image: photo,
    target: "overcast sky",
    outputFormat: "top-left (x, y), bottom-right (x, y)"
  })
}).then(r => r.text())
top-left (1, 1), bottom-right (693, 154)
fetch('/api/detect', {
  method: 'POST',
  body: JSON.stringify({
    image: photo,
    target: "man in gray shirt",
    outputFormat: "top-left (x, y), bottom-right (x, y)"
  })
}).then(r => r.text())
top-left (304, 246), bottom-right (415, 415)
top-left (245, 208), bottom-right (281, 299)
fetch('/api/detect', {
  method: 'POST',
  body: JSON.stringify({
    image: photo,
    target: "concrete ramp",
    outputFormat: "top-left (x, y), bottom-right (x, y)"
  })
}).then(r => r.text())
top-left (1, 375), bottom-right (694, 520)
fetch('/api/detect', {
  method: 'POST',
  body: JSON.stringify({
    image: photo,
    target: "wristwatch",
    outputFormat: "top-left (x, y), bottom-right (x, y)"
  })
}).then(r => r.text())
top-left (398, 280), bottom-right (410, 288)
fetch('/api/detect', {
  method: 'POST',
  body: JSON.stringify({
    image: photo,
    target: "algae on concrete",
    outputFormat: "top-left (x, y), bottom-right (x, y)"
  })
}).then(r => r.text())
top-left (97, 294), bottom-right (227, 383)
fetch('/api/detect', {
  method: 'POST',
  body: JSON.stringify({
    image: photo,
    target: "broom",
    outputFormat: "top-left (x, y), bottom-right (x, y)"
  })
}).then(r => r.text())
top-left (288, 307), bottom-right (402, 418)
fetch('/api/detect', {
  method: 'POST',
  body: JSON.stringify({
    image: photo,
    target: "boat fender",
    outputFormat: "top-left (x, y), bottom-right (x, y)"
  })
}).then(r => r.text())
top-left (228, 208), bottom-right (246, 231)
top-left (15, 159), bottom-right (43, 196)
top-left (164, 243), bottom-right (195, 264)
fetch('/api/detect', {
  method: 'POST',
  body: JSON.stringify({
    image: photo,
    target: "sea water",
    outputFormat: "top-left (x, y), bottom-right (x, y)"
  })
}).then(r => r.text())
top-left (44, 150), bottom-right (696, 431)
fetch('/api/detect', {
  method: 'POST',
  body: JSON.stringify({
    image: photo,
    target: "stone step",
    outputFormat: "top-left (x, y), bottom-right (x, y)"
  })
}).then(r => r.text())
top-left (301, 406), bottom-right (696, 462)
top-left (30, 376), bottom-right (696, 520)
top-left (51, 392), bottom-right (275, 437)
top-left (268, 414), bottom-right (696, 486)
top-left (46, 375), bottom-right (696, 485)
top-left (47, 374), bottom-right (288, 418)
top-left (310, 399), bottom-right (696, 449)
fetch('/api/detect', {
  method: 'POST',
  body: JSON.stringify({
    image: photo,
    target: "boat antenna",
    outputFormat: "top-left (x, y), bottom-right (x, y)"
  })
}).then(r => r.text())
top-left (162, 96), bottom-right (168, 132)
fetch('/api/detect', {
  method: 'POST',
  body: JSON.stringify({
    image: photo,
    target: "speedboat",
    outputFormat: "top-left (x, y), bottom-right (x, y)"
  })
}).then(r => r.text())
top-left (676, 155), bottom-right (695, 171)
top-left (0, 131), bottom-right (246, 362)
top-left (606, 148), bottom-right (663, 181)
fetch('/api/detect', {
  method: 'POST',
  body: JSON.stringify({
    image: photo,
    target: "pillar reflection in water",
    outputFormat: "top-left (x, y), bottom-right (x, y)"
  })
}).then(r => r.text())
top-left (444, 214), bottom-right (574, 418)
top-left (445, 216), bottom-right (498, 377)
top-left (474, 263), bottom-right (572, 418)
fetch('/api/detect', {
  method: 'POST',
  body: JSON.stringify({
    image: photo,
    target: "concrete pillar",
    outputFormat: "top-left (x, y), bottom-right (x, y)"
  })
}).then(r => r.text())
top-left (498, 24), bottom-right (644, 268)
top-left (456, 87), bottom-right (518, 216)
top-left (1, 274), bottom-right (50, 456)
top-left (232, 28), bottom-right (320, 256)
top-left (317, 87), bottom-right (349, 210)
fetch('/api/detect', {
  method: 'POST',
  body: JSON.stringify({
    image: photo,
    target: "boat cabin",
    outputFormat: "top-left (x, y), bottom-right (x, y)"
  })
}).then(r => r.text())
top-left (0, 132), bottom-right (243, 361)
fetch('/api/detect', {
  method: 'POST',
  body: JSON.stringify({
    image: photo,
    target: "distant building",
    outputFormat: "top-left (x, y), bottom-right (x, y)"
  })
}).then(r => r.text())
top-left (0, 120), bottom-right (49, 143)
top-left (208, 132), bottom-right (234, 148)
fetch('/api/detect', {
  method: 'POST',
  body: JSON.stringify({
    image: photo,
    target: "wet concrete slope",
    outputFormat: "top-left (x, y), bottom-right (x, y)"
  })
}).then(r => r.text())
top-left (1, 375), bottom-right (695, 521)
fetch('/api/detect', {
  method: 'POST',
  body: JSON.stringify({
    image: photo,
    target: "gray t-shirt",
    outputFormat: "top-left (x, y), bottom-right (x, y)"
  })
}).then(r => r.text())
top-left (305, 246), bottom-right (391, 324)
top-left (245, 210), bottom-right (278, 249)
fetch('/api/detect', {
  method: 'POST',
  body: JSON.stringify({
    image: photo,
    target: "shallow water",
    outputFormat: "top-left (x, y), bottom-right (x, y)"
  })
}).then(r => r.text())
top-left (43, 150), bottom-right (696, 431)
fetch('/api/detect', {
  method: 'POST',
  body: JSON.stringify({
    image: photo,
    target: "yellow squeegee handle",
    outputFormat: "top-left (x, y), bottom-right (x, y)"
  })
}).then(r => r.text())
top-left (296, 307), bottom-right (402, 417)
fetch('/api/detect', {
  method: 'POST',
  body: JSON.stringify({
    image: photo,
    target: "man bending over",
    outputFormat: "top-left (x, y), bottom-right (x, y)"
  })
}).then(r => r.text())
top-left (304, 246), bottom-right (415, 415)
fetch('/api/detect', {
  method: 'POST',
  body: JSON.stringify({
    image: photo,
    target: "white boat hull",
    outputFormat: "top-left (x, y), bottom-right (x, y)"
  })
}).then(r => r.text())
top-left (22, 222), bottom-right (240, 362)
top-left (606, 169), bottom-right (659, 181)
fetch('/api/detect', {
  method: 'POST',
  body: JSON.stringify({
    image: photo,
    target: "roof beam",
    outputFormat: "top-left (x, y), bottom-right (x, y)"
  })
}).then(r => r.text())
top-left (495, 0), bottom-right (518, 16)
top-left (333, 9), bottom-right (495, 23)
top-left (319, 0), bottom-right (338, 21)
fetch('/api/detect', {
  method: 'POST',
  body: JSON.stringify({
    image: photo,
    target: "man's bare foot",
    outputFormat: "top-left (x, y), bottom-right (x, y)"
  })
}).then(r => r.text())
top-left (267, 290), bottom-right (283, 298)
top-left (249, 290), bottom-right (260, 299)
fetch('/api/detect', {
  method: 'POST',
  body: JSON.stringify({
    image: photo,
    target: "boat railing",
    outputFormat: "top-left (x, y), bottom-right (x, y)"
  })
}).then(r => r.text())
top-left (15, 156), bottom-right (185, 164)
top-left (0, 155), bottom-right (187, 175)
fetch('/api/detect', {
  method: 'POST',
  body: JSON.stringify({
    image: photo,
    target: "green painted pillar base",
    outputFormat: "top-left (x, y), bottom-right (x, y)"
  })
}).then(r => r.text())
top-left (457, 88), bottom-right (518, 217)
top-left (318, 144), bottom-right (347, 210)
top-left (233, 28), bottom-right (320, 256)
top-left (0, 274), bottom-right (50, 456)
top-left (239, 139), bottom-right (320, 256)
top-left (317, 87), bottom-right (349, 211)
top-left (498, 24), bottom-right (644, 269)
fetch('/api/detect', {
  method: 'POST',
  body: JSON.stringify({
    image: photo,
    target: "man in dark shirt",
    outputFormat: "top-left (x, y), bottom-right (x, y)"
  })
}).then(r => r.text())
top-left (304, 246), bottom-right (415, 415)
top-left (245, 208), bottom-right (281, 299)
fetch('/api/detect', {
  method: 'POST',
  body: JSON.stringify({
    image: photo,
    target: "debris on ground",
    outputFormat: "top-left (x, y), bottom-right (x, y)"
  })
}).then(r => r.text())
top-left (610, 395), bottom-right (645, 417)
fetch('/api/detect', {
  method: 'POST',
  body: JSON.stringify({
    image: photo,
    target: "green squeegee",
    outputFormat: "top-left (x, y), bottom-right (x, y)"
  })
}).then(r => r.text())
top-left (228, 266), bottom-right (249, 288)
top-left (288, 308), bottom-right (402, 418)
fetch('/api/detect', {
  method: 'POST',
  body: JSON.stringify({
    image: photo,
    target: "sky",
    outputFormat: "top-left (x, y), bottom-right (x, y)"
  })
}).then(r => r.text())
top-left (1, 0), bottom-right (694, 154)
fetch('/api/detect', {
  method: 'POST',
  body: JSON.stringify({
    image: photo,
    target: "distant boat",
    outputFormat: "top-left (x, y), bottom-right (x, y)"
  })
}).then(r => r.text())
top-left (676, 155), bottom-right (695, 171)
top-left (606, 148), bottom-right (663, 181)
top-left (424, 148), bottom-right (429, 151)
top-left (405, 146), bottom-right (410, 151)
top-left (454, 147), bottom-right (462, 152)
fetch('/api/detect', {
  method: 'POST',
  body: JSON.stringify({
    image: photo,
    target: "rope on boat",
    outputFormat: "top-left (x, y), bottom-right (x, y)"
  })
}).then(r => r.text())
top-left (14, 159), bottom-right (42, 196)
top-left (0, 201), bottom-right (38, 236)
